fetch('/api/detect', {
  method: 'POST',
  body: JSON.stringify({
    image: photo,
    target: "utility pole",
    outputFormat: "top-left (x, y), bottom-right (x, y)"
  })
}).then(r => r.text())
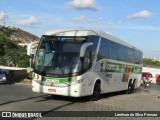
top-left (0, 11), bottom-right (7, 26)
top-left (2, 11), bottom-right (6, 26)
top-left (0, 11), bottom-right (17, 27)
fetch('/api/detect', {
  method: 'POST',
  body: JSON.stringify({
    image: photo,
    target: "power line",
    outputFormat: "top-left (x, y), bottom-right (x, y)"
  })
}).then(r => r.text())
top-left (142, 49), bottom-right (160, 53)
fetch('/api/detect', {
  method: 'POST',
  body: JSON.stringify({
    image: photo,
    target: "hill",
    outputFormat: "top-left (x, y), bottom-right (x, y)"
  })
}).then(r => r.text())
top-left (0, 26), bottom-right (39, 67)
top-left (0, 26), bottom-right (39, 45)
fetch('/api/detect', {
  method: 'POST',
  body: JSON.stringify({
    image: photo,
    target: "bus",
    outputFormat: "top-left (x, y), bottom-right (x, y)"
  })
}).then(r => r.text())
top-left (31, 28), bottom-right (143, 100)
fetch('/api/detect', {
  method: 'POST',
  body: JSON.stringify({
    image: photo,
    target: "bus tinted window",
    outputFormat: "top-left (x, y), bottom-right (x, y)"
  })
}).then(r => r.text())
top-left (82, 35), bottom-right (99, 71)
top-left (98, 37), bottom-right (142, 65)
top-left (98, 38), bottom-right (109, 59)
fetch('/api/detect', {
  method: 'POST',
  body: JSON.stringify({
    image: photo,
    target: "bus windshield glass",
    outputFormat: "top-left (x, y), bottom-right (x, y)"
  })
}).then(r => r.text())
top-left (34, 36), bottom-right (86, 76)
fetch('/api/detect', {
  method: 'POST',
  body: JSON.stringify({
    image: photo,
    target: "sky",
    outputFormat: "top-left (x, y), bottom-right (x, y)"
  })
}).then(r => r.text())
top-left (0, 0), bottom-right (160, 58)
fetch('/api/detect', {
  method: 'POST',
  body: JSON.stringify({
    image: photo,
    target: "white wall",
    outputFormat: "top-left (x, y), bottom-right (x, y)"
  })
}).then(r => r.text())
top-left (0, 66), bottom-right (26, 70)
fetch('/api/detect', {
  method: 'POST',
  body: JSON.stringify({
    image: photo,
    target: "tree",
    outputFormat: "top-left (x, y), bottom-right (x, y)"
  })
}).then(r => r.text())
top-left (0, 33), bottom-right (29, 67)
top-left (0, 34), bottom-right (6, 56)
top-left (143, 58), bottom-right (160, 68)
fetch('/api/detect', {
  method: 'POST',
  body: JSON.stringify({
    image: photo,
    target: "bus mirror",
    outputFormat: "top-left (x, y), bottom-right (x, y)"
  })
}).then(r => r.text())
top-left (27, 41), bottom-right (38, 56)
top-left (80, 42), bottom-right (93, 57)
top-left (30, 54), bottom-right (34, 59)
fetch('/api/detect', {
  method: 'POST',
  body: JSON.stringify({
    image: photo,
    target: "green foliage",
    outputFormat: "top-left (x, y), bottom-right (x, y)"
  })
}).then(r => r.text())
top-left (0, 33), bottom-right (29, 67)
top-left (0, 34), bottom-right (6, 56)
top-left (143, 58), bottom-right (160, 68)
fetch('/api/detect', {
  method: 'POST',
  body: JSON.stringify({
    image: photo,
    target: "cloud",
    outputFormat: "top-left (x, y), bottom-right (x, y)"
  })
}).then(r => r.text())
top-left (66, 0), bottom-right (99, 11)
top-left (72, 16), bottom-right (87, 21)
top-left (127, 10), bottom-right (153, 19)
top-left (19, 16), bottom-right (40, 26)
top-left (72, 15), bottom-right (103, 22)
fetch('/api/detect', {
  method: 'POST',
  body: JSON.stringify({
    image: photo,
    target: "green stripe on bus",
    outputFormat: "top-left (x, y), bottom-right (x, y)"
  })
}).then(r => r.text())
top-left (41, 76), bottom-right (77, 83)
top-left (101, 61), bottom-right (142, 74)
top-left (123, 74), bottom-right (129, 82)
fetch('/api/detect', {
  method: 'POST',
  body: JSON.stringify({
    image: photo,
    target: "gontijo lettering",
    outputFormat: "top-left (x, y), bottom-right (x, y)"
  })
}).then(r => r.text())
top-left (45, 79), bottom-right (59, 83)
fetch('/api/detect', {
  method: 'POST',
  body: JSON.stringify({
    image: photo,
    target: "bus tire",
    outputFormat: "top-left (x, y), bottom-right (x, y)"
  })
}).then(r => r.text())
top-left (90, 82), bottom-right (101, 101)
top-left (126, 80), bottom-right (132, 94)
top-left (131, 80), bottom-right (136, 93)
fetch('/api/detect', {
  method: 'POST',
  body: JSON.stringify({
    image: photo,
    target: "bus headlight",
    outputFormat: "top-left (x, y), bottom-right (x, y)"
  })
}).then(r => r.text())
top-left (2, 77), bottom-right (6, 79)
top-left (71, 78), bottom-right (84, 85)
top-left (65, 78), bottom-right (84, 86)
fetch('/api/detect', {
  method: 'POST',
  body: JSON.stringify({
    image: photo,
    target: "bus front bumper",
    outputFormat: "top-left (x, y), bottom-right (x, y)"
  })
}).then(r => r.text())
top-left (32, 80), bottom-right (83, 97)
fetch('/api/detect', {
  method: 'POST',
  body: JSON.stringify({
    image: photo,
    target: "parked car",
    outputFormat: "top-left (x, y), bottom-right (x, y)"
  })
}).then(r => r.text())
top-left (0, 69), bottom-right (7, 84)
top-left (142, 72), bottom-right (153, 79)
top-left (156, 75), bottom-right (160, 84)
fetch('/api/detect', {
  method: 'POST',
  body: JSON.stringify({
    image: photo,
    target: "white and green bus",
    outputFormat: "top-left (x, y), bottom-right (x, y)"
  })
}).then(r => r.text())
top-left (32, 28), bottom-right (143, 100)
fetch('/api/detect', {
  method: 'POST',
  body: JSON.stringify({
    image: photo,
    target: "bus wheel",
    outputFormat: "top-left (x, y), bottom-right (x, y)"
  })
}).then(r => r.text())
top-left (90, 82), bottom-right (101, 101)
top-left (126, 81), bottom-right (132, 94)
top-left (131, 80), bottom-right (136, 93)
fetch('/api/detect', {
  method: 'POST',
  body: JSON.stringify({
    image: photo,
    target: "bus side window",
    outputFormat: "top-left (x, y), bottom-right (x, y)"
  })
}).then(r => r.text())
top-left (83, 52), bottom-right (90, 71)
top-left (82, 47), bottom-right (92, 71)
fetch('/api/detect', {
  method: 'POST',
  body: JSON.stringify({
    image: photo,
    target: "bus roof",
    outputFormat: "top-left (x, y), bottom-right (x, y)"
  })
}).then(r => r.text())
top-left (44, 27), bottom-right (142, 52)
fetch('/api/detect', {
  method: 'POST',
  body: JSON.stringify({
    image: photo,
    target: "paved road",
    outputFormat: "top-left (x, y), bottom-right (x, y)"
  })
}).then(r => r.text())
top-left (0, 82), bottom-right (160, 120)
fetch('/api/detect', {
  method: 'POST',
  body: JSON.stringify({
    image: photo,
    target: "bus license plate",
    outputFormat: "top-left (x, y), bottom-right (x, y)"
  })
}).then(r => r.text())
top-left (48, 89), bottom-right (56, 92)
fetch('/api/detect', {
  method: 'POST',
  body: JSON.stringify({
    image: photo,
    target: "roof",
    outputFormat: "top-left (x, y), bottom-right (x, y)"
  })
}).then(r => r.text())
top-left (43, 27), bottom-right (142, 52)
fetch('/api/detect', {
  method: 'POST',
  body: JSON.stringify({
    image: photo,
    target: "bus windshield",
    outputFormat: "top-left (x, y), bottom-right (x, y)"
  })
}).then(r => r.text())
top-left (34, 36), bottom-right (86, 76)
